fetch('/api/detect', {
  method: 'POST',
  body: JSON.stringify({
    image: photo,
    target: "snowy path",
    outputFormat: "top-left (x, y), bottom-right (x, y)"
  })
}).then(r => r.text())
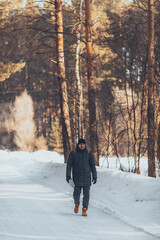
top-left (0, 165), bottom-right (158, 240)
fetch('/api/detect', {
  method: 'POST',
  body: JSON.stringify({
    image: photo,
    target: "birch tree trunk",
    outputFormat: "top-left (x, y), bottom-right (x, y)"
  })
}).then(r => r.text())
top-left (84, 0), bottom-right (99, 165)
top-left (75, 0), bottom-right (83, 140)
top-left (147, 0), bottom-right (156, 177)
top-left (55, 0), bottom-right (72, 162)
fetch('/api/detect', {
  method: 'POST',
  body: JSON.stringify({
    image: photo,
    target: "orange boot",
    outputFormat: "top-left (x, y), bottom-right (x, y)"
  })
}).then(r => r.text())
top-left (74, 204), bottom-right (79, 213)
top-left (82, 208), bottom-right (87, 216)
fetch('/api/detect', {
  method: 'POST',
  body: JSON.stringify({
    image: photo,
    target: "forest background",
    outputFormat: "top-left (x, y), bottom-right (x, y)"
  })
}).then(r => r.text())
top-left (0, 0), bottom-right (159, 176)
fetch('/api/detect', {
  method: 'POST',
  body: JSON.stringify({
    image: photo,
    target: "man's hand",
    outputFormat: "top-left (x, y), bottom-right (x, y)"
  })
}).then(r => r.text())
top-left (66, 176), bottom-right (71, 183)
top-left (92, 178), bottom-right (97, 184)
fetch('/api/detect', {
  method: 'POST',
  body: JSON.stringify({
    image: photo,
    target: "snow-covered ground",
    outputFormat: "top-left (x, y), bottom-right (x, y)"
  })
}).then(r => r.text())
top-left (0, 150), bottom-right (160, 240)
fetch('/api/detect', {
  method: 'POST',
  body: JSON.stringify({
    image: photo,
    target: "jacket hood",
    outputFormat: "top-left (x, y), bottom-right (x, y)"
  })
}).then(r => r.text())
top-left (76, 144), bottom-right (87, 152)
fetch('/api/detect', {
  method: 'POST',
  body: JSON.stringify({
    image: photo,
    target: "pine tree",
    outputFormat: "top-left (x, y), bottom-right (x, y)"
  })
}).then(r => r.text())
top-left (55, 0), bottom-right (72, 162)
top-left (84, 0), bottom-right (99, 165)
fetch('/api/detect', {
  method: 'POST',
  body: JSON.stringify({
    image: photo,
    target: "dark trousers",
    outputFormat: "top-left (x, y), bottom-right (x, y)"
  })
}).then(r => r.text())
top-left (73, 186), bottom-right (90, 209)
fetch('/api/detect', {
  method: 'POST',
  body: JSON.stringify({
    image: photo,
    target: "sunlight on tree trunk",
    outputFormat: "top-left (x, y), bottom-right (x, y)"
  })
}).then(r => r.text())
top-left (85, 0), bottom-right (99, 166)
top-left (75, 0), bottom-right (83, 141)
top-left (55, 0), bottom-right (72, 162)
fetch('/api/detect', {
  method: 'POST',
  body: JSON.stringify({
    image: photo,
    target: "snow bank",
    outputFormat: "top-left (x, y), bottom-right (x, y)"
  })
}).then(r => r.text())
top-left (0, 150), bottom-right (160, 238)
top-left (99, 156), bottom-right (149, 176)
top-left (92, 167), bottom-right (160, 237)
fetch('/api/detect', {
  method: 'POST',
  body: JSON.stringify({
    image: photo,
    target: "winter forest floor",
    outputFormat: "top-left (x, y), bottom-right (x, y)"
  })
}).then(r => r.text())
top-left (0, 150), bottom-right (160, 240)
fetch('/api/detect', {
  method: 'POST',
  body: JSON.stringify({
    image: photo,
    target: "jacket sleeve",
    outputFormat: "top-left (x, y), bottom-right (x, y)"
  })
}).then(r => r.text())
top-left (89, 151), bottom-right (97, 179)
top-left (66, 151), bottom-right (74, 179)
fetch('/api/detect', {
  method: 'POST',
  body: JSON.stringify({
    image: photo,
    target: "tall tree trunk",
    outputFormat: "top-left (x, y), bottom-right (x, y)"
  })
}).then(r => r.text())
top-left (147, 0), bottom-right (156, 177)
top-left (84, 0), bottom-right (99, 165)
top-left (157, 123), bottom-right (160, 176)
top-left (75, 0), bottom-right (83, 140)
top-left (55, 0), bottom-right (72, 162)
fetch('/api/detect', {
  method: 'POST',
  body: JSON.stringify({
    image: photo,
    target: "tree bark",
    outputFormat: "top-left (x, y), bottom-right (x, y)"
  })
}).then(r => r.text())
top-left (84, 0), bottom-right (99, 165)
top-left (147, 0), bottom-right (156, 177)
top-left (157, 123), bottom-right (160, 176)
top-left (75, 0), bottom-right (83, 140)
top-left (55, 0), bottom-right (72, 162)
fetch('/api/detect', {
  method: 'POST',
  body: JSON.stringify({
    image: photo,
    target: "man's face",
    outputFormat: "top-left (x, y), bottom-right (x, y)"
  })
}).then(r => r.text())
top-left (78, 143), bottom-right (85, 150)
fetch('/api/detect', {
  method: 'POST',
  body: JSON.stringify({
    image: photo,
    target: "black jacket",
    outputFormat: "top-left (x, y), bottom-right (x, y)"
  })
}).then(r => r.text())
top-left (66, 145), bottom-right (97, 186)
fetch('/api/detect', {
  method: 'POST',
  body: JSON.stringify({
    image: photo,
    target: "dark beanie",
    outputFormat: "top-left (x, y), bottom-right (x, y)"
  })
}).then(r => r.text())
top-left (78, 138), bottom-right (86, 145)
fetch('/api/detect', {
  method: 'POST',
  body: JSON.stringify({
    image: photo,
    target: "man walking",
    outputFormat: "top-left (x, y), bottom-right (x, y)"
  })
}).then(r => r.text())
top-left (66, 138), bottom-right (97, 216)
